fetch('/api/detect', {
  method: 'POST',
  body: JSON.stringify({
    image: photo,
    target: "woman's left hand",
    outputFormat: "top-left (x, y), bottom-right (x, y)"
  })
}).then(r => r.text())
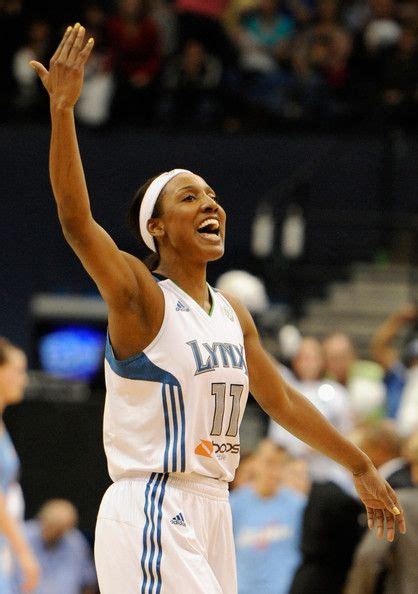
top-left (353, 465), bottom-right (406, 542)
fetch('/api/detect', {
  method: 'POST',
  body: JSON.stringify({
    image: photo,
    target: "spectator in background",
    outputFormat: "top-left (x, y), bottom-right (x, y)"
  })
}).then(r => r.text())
top-left (289, 473), bottom-right (365, 594)
top-left (0, 337), bottom-right (39, 593)
top-left (76, 3), bottom-right (114, 126)
top-left (159, 38), bottom-right (223, 128)
top-left (237, 0), bottom-right (295, 114)
top-left (0, 0), bottom-right (26, 117)
top-left (269, 336), bottom-right (354, 489)
top-left (378, 24), bottom-right (418, 127)
top-left (345, 429), bottom-right (418, 594)
top-left (352, 420), bottom-right (413, 489)
top-left (23, 499), bottom-right (97, 594)
top-left (12, 19), bottom-right (51, 117)
top-left (290, 0), bottom-right (353, 122)
top-left (230, 439), bottom-right (307, 594)
top-left (322, 332), bottom-right (385, 421)
top-left (370, 304), bottom-right (418, 421)
top-left (106, 0), bottom-right (161, 124)
top-left (175, 0), bottom-right (238, 66)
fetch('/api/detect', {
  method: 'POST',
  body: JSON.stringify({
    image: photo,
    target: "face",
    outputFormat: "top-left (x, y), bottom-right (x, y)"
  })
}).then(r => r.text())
top-left (253, 443), bottom-right (287, 495)
top-left (323, 336), bottom-right (355, 383)
top-left (292, 338), bottom-right (324, 381)
top-left (0, 349), bottom-right (28, 407)
top-left (149, 173), bottom-right (226, 263)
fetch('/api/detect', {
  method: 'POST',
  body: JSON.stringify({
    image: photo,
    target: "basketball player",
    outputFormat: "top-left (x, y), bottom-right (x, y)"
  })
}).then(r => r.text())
top-left (30, 24), bottom-right (406, 594)
top-left (0, 339), bottom-right (39, 593)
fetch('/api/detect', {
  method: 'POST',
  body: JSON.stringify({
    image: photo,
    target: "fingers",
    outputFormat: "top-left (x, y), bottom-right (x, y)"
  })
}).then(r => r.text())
top-left (68, 24), bottom-right (86, 62)
top-left (385, 510), bottom-right (395, 542)
top-left (375, 509), bottom-right (384, 539)
top-left (75, 37), bottom-right (95, 66)
top-left (59, 23), bottom-right (81, 63)
top-left (366, 506), bottom-right (374, 530)
top-left (29, 60), bottom-right (48, 81)
top-left (50, 25), bottom-right (73, 65)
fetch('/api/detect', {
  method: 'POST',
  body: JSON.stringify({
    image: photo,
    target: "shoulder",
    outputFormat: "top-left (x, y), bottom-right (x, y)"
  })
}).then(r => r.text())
top-left (217, 290), bottom-right (257, 339)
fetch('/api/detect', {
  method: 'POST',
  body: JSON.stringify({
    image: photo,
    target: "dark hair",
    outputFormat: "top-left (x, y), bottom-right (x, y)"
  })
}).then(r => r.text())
top-left (0, 337), bottom-right (18, 366)
top-left (128, 174), bottom-right (165, 272)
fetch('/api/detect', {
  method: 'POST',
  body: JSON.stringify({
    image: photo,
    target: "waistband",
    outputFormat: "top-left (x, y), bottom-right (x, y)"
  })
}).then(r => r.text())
top-left (115, 472), bottom-right (229, 501)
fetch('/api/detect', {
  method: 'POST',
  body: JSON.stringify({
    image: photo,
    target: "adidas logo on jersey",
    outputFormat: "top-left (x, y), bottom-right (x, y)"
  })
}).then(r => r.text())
top-left (170, 513), bottom-right (186, 527)
top-left (176, 300), bottom-right (190, 312)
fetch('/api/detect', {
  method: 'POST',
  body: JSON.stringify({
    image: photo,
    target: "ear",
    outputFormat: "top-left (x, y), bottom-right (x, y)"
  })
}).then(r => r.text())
top-left (147, 218), bottom-right (165, 240)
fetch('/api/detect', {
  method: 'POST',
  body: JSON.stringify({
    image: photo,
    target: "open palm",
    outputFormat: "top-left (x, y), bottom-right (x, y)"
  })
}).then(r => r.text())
top-left (30, 23), bottom-right (94, 109)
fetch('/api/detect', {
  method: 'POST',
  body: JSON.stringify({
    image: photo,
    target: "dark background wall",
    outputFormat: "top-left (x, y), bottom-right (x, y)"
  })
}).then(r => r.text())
top-left (2, 124), bottom-right (417, 350)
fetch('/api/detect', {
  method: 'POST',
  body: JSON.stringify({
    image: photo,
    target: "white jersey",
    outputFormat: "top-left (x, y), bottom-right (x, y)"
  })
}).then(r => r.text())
top-left (103, 278), bottom-right (249, 483)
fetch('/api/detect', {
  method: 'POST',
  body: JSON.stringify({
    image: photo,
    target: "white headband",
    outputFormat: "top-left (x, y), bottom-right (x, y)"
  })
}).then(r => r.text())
top-left (139, 169), bottom-right (192, 252)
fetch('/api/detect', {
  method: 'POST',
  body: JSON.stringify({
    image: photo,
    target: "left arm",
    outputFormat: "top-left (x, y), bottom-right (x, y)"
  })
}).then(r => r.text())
top-left (222, 292), bottom-right (406, 541)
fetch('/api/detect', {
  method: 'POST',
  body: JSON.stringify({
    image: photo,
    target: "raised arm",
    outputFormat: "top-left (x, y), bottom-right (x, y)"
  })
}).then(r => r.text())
top-left (222, 292), bottom-right (406, 542)
top-left (370, 304), bottom-right (417, 370)
top-left (30, 24), bottom-right (163, 358)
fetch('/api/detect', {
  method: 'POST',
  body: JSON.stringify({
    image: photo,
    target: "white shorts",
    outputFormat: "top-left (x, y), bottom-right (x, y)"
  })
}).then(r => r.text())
top-left (95, 473), bottom-right (237, 594)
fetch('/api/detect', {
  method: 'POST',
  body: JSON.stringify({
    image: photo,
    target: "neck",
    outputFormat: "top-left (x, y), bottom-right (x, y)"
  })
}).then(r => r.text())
top-left (155, 257), bottom-right (209, 309)
top-left (253, 480), bottom-right (278, 499)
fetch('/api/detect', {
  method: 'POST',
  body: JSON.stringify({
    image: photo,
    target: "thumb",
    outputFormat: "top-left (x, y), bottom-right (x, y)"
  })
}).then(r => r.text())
top-left (29, 61), bottom-right (48, 84)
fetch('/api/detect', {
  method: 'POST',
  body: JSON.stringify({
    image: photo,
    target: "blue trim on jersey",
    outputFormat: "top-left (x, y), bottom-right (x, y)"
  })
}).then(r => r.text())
top-left (106, 335), bottom-right (186, 473)
top-left (169, 385), bottom-right (179, 472)
top-left (155, 475), bottom-right (168, 594)
top-left (105, 335), bottom-right (179, 385)
top-left (161, 386), bottom-right (171, 473)
top-left (140, 473), bottom-right (155, 594)
top-left (147, 474), bottom-right (163, 592)
top-left (178, 386), bottom-right (186, 472)
top-left (141, 473), bottom-right (169, 594)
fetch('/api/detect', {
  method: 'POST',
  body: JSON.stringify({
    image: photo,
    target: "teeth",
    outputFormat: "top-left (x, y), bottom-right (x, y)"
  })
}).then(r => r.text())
top-left (198, 218), bottom-right (219, 230)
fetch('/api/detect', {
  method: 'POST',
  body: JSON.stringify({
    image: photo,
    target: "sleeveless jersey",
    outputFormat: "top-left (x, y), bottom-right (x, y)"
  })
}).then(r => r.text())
top-left (103, 279), bottom-right (249, 483)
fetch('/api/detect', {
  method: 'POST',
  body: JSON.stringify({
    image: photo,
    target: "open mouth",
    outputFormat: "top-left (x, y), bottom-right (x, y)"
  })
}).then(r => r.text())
top-left (197, 218), bottom-right (221, 241)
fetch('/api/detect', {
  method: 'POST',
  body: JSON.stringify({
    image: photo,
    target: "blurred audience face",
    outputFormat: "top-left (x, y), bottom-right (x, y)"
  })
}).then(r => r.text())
top-left (355, 420), bottom-right (401, 469)
top-left (291, 337), bottom-right (325, 381)
top-left (118, 0), bottom-right (144, 19)
top-left (259, 0), bottom-right (279, 17)
top-left (28, 19), bottom-right (50, 45)
top-left (317, 0), bottom-right (338, 23)
top-left (398, 27), bottom-right (417, 54)
top-left (39, 500), bottom-right (78, 548)
top-left (253, 440), bottom-right (288, 497)
top-left (0, 346), bottom-right (27, 408)
top-left (370, 0), bottom-right (395, 19)
top-left (322, 333), bottom-right (356, 385)
top-left (183, 39), bottom-right (206, 72)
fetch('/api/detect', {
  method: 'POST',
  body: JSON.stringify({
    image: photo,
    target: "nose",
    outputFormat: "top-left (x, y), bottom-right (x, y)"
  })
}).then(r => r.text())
top-left (201, 195), bottom-right (219, 212)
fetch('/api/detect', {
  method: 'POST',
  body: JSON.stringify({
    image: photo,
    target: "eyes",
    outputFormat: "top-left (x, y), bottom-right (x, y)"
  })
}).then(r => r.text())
top-left (182, 194), bottom-right (220, 204)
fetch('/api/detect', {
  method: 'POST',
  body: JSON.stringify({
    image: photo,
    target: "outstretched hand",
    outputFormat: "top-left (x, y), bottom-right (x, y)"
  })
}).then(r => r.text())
top-left (30, 23), bottom-right (94, 109)
top-left (353, 464), bottom-right (406, 542)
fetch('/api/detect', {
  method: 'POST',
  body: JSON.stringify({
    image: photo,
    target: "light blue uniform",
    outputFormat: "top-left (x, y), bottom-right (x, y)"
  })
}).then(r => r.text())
top-left (0, 427), bottom-right (21, 594)
top-left (231, 486), bottom-right (306, 594)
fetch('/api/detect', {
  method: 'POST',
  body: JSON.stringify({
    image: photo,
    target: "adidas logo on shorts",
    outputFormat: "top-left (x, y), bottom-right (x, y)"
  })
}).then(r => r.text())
top-left (170, 513), bottom-right (186, 527)
top-left (176, 300), bottom-right (190, 312)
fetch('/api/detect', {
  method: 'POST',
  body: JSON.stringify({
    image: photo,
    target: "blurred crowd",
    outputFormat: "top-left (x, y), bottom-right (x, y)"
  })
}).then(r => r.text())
top-left (1, 0), bottom-right (417, 130)
top-left (230, 302), bottom-right (418, 594)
